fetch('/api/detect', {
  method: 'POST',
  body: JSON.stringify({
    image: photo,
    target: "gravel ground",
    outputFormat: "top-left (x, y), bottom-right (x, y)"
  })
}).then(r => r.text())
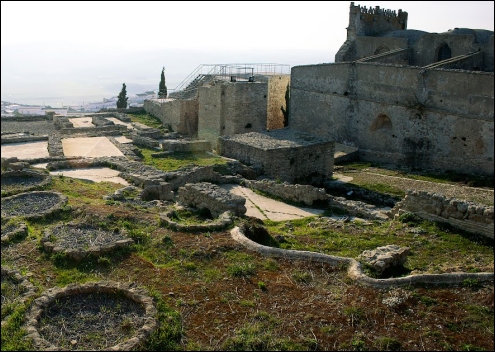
top-left (1, 175), bottom-right (46, 187)
top-left (48, 224), bottom-right (129, 249)
top-left (1, 192), bottom-right (63, 218)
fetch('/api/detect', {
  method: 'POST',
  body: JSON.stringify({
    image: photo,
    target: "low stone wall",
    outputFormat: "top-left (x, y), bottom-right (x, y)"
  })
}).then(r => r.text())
top-left (41, 223), bottom-right (134, 261)
top-left (160, 208), bottom-right (233, 232)
top-left (1, 169), bottom-right (52, 196)
top-left (107, 137), bottom-right (141, 160)
top-left (244, 179), bottom-right (328, 206)
top-left (161, 139), bottom-right (211, 153)
top-left (48, 134), bottom-right (64, 156)
top-left (131, 133), bottom-right (160, 148)
top-left (391, 190), bottom-right (494, 239)
top-left (92, 115), bottom-right (115, 126)
top-left (1, 135), bottom-right (48, 144)
top-left (1, 115), bottom-right (49, 121)
top-left (53, 115), bottom-right (73, 129)
top-left (218, 129), bottom-right (335, 185)
top-left (328, 196), bottom-right (391, 221)
top-left (59, 125), bottom-right (127, 135)
top-left (1, 266), bottom-right (37, 323)
top-left (25, 281), bottom-right (157, 351)
top-left (1, 191), bottom-right (68, 221)
top-left (178, 182), bottom-right (247, 217)
top-left (1, 221), bottom-right (28, 243)
top-left (133, 125), bottom-right (164, 139)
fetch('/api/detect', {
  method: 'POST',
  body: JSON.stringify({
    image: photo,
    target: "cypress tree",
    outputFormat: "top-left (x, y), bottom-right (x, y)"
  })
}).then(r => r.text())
top-left (117, 83), bottom-right (128, 109)
top-left (158, 67), bottom-right (168, 98)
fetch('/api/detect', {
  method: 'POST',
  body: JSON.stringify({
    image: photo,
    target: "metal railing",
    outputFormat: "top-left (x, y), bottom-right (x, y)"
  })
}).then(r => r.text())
top-left (167, 63), bottom-right (291, 100)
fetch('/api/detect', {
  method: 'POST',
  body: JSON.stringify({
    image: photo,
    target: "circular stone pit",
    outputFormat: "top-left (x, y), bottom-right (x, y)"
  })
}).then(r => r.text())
top-left (1, 191), bottom-right (68, 221)
top-left (1, 266), bottom-right (37, 326)
top-left (25, 281), bottom-right (157, 351)
top-left (1, 221), bottom-right (28, 244)
top-left (41, 223), bottom-right (134, 261)
top-left (1, 169), bottom-right (52, 196)
top-left (160, 207), bottom-right (233, 232)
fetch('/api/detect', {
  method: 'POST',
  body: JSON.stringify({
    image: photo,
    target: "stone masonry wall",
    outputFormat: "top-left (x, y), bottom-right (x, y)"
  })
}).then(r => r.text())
top-left (178, 182), bottom-right (247, 217)
top-left (267, 75), bottom-right (291, 129)
top-left (197, 84), bottom-right (223, 149)
top-left (354, 36), bottom-right (408, 61)
top-left (218, 129), bottom-right (334, 184)
top-left (143, 99), bottom-right (198, 135)
top-left (161, 139), bottom-right (211, 153)
top-left (391, 190), bottom-right (494, 239)
top-left (198, 82), bottom-right (268, 150)
top-left (244, 179), bottom-right (328, 206)
top-left (290, 62), bottom-right (494, 175)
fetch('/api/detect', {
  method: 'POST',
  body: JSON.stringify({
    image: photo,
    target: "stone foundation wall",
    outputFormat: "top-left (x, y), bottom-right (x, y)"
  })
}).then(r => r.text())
top-left (218, 129), bottom-right (334, 184)
top-left (161, 139), bottom-right (211, 153)
top-left (59, 125), bottom-right (127, 135)
top-left (178, 182), bottom-right (247, 217)
top-left (198, 82), bottom-right (269, 150)
top-left (391, 190), bottom-right (494, 239)
top-left (53, 115), bottom-right (74, 129)
top-left (92, 116), bottom-right (115, 126)
top-left (244, 179), bottom-right (328, 206)
top-left (1, 135), bottom-right (48, 144)
top-left (130, 133), bottom-right (160, 148)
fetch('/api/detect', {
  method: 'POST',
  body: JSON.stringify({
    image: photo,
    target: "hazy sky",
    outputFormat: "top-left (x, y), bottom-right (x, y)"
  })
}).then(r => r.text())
top-left (2, 1), bottom-right (494, 107)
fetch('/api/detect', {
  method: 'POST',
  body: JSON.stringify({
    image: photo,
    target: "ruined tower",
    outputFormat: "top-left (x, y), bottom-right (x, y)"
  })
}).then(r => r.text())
top-left (346, 2), bottom-right (408, 40)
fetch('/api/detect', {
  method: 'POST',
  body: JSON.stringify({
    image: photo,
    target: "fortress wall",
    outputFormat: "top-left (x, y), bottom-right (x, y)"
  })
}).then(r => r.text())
top-left (424, 69), bottom-right (494, 119)
top-left (354, 64), bottom-right (419, 105)
top-left (291, 63), bottom-right (350, 95)
top-left (224, 82), bottom-right (268, 136)
top-left (197, 85), bottom-right (224, 149)
top-left (413, 34), bottom-right (480, 67)
top-left (198, 82), bottom-right (267, 151)
top-left (290, 62), bottom-right (494, 174)
top-left (143, 99), bottom-right (198, 135)
top-left (487, 35), bottom-right (494, 72)
top-left (267, 75), bottom-right (290, 129)
top-left (354, 36), bottom-right (407, 58)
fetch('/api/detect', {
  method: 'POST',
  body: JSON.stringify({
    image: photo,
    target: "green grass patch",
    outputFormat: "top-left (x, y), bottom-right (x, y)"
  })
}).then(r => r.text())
top-left (127, 112), bottom-right (164, 130)
top-left (138, 148), bottom-right (228, 171)
top-left (262, 216), bottom-right (493, 275)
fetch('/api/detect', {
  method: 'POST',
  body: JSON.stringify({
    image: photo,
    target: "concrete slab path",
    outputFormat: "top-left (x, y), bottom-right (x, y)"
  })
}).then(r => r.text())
top-left (220, 184), bottom-right (324, 221)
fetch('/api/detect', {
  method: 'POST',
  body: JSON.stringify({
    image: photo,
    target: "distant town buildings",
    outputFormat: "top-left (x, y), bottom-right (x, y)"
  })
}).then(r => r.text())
top-left (1, 90), bottom-right (157, 117)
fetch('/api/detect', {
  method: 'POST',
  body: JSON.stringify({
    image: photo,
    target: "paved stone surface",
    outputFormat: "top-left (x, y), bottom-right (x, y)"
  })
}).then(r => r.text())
top-left (1, 141), bottom-right (49, 159)
top-left (220, 184), bottom-right (324, 221)
top-left (114, 135), bottom-right (134, 144)
top-left (48, 167), bottom-right (129, 185)
top-left (61, 137), bottom-right (124, 157)
top-left (68, 117), bottom-right (94, 128)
